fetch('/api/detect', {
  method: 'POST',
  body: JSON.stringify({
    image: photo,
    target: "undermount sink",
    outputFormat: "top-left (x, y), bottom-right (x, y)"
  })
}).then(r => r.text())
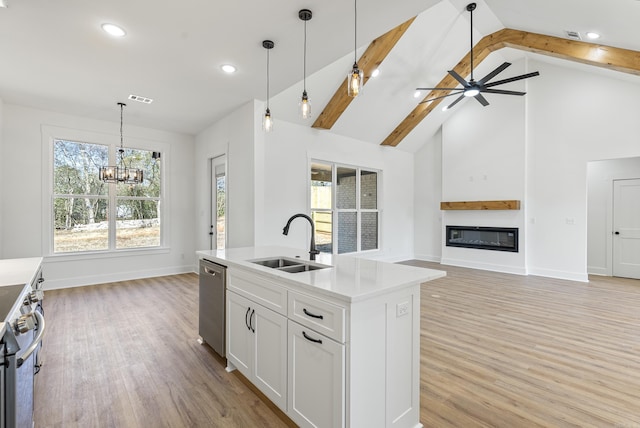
top-left (250, 257), bottom-right (330, 273)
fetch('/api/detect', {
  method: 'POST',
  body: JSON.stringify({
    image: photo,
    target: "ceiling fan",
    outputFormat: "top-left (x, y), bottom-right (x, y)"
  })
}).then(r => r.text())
top-left (417, 2), bottom-right (540, 110)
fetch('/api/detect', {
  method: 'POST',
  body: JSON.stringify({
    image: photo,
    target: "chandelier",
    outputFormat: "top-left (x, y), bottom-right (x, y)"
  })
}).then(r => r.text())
top-left (99, 102), bottom-right (144, 184)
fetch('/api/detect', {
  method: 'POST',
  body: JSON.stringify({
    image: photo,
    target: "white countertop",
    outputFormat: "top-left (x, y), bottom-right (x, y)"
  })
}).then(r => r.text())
top-left (196, 246), bottom-right (445, 303)
top-left (0, 257), bottom-right (43, 337)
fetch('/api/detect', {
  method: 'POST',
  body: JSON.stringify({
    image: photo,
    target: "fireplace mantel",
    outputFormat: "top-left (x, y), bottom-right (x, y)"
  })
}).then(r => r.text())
top-left (440, 200), bottom-right (521, 210)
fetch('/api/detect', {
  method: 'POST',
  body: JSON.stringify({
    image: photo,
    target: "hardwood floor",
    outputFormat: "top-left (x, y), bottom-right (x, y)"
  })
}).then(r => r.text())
top-left (34, 266), bottom-right (640, 427)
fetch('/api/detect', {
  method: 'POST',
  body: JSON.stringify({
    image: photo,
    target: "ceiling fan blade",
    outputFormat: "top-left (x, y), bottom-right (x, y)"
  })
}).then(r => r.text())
top-left (416, 87), bottom-right (461, 91)
top-left (477, 62), bottom-right (511, 85)
top-left (419, 90), bottom-right (464, 104)
top-left (475, 93), bottom-right (489, 106)
top-left (485, 71), bottom-right (540, 88)
top-left (483, 88), bottom-right (526, 96)
top-left (448, 70), bottom-right (469, 87)
top-left (445, 94), bottom-right (466, 110)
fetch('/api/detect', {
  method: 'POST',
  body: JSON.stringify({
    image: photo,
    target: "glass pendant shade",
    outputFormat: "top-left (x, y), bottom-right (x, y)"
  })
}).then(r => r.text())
top-left (263, 108), bottom-right (273, 132)
top-left (347, 63), bottom-right (363, 97)
top-left (299, 90), bottom-right (311, 119)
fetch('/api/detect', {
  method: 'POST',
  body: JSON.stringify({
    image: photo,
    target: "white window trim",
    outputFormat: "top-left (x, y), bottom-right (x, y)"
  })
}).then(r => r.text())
top-left (41, 125), bottom-right (170, 258)
top-left (309, 158), bottom-right (382, 255)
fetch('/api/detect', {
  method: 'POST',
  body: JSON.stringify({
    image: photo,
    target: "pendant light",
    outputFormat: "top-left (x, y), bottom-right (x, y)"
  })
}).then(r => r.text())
top-left (99, 102), bottom-right (144, 184)
top-left (299, 9), bottom-right (312, 119)
top-left (347, 0), bottom-right (363, 97)
top-left (262, 40), bottom-right (274, 132)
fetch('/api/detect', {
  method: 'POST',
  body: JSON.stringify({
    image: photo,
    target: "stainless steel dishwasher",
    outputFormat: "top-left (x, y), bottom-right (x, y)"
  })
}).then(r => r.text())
top-left (199, 259), bottom-right (226, 358)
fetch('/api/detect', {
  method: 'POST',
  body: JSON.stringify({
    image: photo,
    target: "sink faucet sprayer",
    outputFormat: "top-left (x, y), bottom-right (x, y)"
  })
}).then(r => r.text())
top-left (282, 213), bottom-right (320, 261)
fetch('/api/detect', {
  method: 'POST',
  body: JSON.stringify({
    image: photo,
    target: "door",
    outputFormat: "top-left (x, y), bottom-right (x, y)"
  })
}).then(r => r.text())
top-left (288, 320), bottom-right (345, 428)
top-left (210, 155), bottom-right (226, 250)
top-left (613, 179), bottom-right (640, 279)
top-left (253, 306), bottom-right (287, 410)
top-left (226, 291), bottom-right (252, 376)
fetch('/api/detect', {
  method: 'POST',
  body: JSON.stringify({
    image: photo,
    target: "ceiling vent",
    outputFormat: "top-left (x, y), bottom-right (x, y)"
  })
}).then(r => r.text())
top-left (128, 94), bottom-right (153, 104)
top-left (564, 30), bottom-right (582, 41)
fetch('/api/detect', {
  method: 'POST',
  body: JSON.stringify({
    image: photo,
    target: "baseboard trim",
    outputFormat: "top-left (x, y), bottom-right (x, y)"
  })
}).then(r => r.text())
top-left (527, 267), bottom-right (589, 283)
top-left (43, 264), bottom-right (197, 290)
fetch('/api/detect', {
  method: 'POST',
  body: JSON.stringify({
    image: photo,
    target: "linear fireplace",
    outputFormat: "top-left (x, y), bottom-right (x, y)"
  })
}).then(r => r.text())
top-left (446, 226), bottom-right (519, 252)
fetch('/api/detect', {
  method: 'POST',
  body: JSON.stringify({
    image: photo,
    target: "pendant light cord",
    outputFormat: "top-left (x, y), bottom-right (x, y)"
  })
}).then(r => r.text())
top-left (469, 5), bottom-right (474, 81)
top-left (354, 0), bottom-right (358, 64)
top-left (303, 19), bottom-right (307, 91)
top-left (266, 47), bottom-right (270, 109)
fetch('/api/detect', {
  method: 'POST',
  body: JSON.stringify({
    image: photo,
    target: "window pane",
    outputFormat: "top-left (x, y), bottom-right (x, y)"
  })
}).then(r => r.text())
top-left (53, 197), bottom-right (108, 252)
top-left (361, 212), bottom-right (378, 251)
top-left (117, 149), bottom-right (161, 197)
top-left (336, 167), bottom-right (356, 209)
top-left (361, 170), bottom-right (378, 209)
top-left (216, 173), bottom-right (226, 250)
top-left (116, 200), bottom-right (161, 248)
top-left (338, 212), bottom-right (357, 254)
top-left (312, 211), bottom-right (332, 253)
top-left (311, 163), bottom-right (332, 210)
top-left (54, 139), bottom-right (108, 196)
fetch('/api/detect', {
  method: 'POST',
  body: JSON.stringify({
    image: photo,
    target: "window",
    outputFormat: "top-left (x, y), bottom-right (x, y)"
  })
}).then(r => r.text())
top-left (310, 161), bottom-right (379, 254)
top-left (52, 139), bottom-right (162, 253)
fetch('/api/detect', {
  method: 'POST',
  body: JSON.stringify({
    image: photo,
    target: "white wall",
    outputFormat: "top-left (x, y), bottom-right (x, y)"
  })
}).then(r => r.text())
top-left (259, 119), bottom-right (416, 261)
top-left (413, 57), bottom-right (640, 281)
top-left (0, 99), bottom-right (3, 259)
top-left (526, 59), bottom-right (640, 281)
top-left (194, 100), bottom-right (258, 252)
top-left (438, 61), bottom-right (527, 275)
top-left (413, 129), bottom-right (442, 262)
top-left (1, 104), bottom-right (195, 289)
top-left (587, 156), bottom-right (640, 276)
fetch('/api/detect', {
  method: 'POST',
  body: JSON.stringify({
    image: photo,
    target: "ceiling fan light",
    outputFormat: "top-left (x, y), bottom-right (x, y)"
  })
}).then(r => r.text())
top-left (464, 88), bottom-right (480, 97)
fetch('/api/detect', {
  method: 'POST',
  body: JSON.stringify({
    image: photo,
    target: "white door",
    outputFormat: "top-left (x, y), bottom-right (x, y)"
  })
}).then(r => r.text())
top-left (288, 320), bottom-right (345, 428)
top-left (226, 291), bottom-right (252, 376)
top-left (613, 178), bottom-right (640, 279)
top-left (253, 306), bottom-right (288, 411)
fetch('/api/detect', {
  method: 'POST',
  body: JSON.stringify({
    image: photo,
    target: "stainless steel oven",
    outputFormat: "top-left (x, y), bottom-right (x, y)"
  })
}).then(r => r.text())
top-left (1, 270), bottom-right (45, 428)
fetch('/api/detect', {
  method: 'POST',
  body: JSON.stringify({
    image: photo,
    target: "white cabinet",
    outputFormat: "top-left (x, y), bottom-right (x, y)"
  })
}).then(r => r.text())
top-left (287, 320), bottom-right (345, 428)
top-left (226, 290), bottom-right (288, 410)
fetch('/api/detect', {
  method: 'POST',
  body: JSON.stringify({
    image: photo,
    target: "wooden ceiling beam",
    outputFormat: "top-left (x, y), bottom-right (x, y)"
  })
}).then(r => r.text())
top-left (382, 28), bottom-right (640, 147)
top-left (312, 17), bottom-right (416, 130)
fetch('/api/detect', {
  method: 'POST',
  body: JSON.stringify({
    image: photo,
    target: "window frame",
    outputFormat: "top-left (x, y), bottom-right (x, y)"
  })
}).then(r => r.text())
top-left (42, 125), bottom-right (169, 258)
top-left (310, 159), bottom-right (381, 255)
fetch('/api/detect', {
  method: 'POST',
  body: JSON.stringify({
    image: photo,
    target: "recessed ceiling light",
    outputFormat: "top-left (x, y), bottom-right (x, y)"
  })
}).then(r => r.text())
top-left (586, 32), bottom-right (600, 39)
top-left (371, 68), bottom-right (380, 78)
top-left (102, 23), bottom-right (126, 37)
top-left (442, 105), bottom-right (449, 111)
top-left (221, 64), bottom-right (237, 74)
top-left (413, 91), bottom-right (421, 98)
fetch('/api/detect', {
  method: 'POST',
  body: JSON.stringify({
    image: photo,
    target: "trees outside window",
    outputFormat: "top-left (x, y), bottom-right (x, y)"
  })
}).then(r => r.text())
top-left (53, 139), bottom-right (162, 253)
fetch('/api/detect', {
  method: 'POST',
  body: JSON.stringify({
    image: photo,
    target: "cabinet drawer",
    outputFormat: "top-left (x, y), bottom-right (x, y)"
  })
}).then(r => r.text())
top-left (228, 269), bottom-right (287, 315)
top-left (288, 291), bottom-right (345, 343)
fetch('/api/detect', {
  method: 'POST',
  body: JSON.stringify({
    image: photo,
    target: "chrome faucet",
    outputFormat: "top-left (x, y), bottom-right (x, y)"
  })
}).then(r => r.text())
top-left (282, 213), bottom-right (320, 261)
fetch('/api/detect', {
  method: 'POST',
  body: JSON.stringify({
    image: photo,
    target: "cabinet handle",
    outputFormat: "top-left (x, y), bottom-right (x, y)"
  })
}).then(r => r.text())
top-left (245, 307), bottom-right (251, 331)
top-left (302, 331), bottom-right (322, 344)
top-left (303, 308), bottom-right (324, 320)
top-left (250, 309), bottom-right (256, 333)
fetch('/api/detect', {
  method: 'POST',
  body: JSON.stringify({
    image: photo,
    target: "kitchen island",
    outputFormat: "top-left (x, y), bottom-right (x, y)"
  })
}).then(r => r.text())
top-left (197, 246), bottom-right (445, 428)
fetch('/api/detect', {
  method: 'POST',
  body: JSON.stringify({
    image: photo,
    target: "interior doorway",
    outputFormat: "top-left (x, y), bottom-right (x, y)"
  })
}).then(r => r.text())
top-left (210, 155), bottom-right (226, 250)
top-left (613, 178), bottom-right (640, 279)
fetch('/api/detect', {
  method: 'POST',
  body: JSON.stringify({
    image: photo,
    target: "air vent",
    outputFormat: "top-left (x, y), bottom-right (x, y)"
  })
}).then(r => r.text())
top-left (564, 30), bottom-right (582, 41)
top-left (128, 94), bottom-right (153, 104)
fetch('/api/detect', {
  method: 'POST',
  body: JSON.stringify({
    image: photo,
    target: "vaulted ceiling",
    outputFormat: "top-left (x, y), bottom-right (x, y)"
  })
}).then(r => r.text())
top-left (1, 0), bottom-right (639, 152)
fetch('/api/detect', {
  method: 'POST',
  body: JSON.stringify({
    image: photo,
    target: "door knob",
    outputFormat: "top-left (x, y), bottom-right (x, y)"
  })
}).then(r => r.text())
top-left (614, 231), bottom-right (620, 235)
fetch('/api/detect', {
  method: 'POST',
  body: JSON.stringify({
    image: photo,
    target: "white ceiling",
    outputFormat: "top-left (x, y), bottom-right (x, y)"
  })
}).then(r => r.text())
top-left (1, 0), bottom-right (639, 149)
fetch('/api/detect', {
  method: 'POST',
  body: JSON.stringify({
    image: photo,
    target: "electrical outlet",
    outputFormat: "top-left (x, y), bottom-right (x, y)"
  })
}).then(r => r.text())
top-left (396, 301), bottom-right (409, 317)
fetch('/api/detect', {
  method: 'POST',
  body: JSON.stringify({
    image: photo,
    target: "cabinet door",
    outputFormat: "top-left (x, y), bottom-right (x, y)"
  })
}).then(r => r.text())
top-left (288, 320), bottom-right (345, 428)
top-left (253, 306), bottom-right (288, 411)
top-left (226, 291), bottom-right (253, 376)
